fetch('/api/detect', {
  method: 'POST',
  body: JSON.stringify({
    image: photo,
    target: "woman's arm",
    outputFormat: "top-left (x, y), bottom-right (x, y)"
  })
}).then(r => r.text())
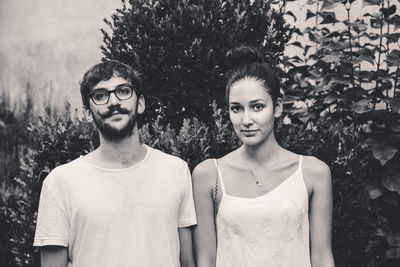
top-left (41, 246), bottom-right (68, 267)
top-left (192, 159), bottom-right (218, 267)
top-left (303, 156), bottom-right (335, 267)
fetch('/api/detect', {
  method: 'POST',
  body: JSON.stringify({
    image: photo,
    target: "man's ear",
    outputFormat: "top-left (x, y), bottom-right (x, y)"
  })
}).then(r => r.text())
top-left (85, 108), bottom-right (94, 122)
top-left (274, 97), bottom-right (283, 118)
top-left (137, 95), bottom-right (145, 115)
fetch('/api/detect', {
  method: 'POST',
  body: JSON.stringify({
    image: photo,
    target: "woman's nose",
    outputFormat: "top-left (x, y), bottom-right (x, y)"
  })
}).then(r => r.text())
top-left (242, 110), bottom-right (253, 126)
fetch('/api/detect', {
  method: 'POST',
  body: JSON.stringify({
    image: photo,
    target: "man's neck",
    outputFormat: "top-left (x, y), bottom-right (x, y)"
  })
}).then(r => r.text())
top-left (86, 126), bottom-right (147, 169)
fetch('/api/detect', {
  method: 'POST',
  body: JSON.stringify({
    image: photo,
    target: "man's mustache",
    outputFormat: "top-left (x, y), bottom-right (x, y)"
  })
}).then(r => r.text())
top-left (101, 106), bottom-right (130, 118)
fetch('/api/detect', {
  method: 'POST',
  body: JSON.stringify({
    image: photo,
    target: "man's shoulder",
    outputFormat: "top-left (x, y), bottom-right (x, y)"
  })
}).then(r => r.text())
top-left (147, 146), bottom-right (187, 168)
top-left (43, 157), bottom-right (85, 186)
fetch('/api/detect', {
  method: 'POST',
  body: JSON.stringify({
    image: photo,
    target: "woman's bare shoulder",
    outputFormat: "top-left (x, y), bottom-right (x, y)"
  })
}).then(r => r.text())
top-left (302, 156), bottom-right (332, 192)
top-left (192, 159), bottom-right (218, 190)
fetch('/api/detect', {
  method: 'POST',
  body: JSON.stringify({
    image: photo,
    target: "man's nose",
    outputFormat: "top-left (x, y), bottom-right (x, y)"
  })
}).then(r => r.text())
top-left (108, 92), bottom-right (120, 106)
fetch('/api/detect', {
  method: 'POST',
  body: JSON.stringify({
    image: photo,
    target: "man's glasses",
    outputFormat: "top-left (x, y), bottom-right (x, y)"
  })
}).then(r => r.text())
top-left (89, 86), bottom-right (134, 105)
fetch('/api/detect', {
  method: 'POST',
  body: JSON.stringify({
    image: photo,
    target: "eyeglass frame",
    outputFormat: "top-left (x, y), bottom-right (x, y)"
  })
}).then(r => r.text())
top-left (88, 85), bottom-right (136, 106)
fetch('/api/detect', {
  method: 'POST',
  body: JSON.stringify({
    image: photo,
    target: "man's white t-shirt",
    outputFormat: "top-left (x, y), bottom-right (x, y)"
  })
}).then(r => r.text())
top-left (34, 146), bottom-right (197, 267)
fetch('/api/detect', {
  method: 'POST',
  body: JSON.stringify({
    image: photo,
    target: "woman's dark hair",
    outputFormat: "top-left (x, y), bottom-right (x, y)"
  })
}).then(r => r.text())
top-left (225, 45), bottom-right (281, 104)
top-left (80, 60), bottom-right (142, 110)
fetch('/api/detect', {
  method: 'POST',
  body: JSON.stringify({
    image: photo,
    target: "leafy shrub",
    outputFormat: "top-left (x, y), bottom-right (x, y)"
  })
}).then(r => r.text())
top-left (0, 100), bottom-right (383, 266)
top-left (283, 0), bottom-right (400, 265)
top-left (101, 0), bottom-right (293, 124)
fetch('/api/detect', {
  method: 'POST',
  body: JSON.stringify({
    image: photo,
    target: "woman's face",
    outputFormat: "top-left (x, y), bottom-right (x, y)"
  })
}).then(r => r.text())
top-left (229, 77), bottom-right (281, 146)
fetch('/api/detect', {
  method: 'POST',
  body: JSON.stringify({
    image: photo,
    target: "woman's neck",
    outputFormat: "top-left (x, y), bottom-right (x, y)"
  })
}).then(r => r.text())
top-left (240, 135), bottom-right (283, 167)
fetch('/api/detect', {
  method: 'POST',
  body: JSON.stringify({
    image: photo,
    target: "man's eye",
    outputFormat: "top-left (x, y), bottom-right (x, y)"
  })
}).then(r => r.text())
top-left (92, 91), bottom-right (108, 100)
top-left (116, 87), bottom-right (132, 96)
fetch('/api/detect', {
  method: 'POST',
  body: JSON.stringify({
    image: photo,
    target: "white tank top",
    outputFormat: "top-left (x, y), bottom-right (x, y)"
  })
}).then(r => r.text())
top-left (214, 155), bottom-right (311, 267)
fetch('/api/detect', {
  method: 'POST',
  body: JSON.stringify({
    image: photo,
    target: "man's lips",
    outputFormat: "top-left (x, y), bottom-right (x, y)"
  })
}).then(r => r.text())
top-left (102, 107), bottom-right (130, 118)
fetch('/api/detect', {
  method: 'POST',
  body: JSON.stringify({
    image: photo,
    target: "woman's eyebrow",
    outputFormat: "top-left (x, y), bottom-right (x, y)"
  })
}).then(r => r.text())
top-left (249, 99), bottom-right (266, 103)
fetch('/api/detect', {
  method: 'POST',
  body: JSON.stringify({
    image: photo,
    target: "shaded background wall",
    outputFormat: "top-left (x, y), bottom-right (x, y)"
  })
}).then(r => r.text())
top-left (0, 0), bottom-right (368, 112)
top-left (0, 0), bottom-right (120, 110)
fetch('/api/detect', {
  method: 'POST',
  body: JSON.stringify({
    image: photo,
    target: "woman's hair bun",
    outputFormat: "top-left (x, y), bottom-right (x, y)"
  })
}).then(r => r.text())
top-left (226, 45), bottom-right (264, 70)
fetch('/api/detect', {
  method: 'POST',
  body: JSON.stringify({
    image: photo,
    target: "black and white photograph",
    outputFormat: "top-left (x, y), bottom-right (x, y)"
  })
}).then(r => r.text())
top-left (1, 0), bottom-right (400, 266)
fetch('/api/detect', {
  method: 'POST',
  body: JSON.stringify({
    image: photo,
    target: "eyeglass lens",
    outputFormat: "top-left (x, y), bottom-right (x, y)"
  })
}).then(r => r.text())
top-left (90, 86), bottom-right (133, 105)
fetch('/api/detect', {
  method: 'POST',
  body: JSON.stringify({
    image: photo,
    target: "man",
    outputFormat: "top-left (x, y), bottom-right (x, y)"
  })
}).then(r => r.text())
top-left (34, 60), bottom-right (197, 267)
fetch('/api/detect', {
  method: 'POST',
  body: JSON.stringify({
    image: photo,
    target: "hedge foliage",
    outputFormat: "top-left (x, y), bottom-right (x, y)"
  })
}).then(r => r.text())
top-left (1, 0), bottom-right (400, 266)
top-left (0, 95), bottom-right (386, 266)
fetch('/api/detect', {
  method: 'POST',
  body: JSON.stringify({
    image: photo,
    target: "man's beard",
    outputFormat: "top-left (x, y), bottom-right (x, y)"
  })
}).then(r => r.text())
top-left (92, 105), bottom-right (138, 142)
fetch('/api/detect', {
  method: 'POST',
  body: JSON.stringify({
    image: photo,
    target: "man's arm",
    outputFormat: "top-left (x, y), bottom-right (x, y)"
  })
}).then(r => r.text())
top-left (179, 227), bottom-right (195, 267)
top-left (41, 246), bottom-right (68, 267)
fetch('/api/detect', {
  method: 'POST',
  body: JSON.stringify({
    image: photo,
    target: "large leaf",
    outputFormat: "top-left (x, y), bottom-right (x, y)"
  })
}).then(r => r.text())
top-left (289, 41), bottom-right (303, 48)
top-left (366, 184), bottom-right (384, 200)
top-left (383, 32), bottom-right (400, 44)
top-left (308, 32), bottom-right (323, 43)
top-left (384, 98), bottom-right (400, 114)
top-left (323, 94), bottom-right (338, 104)
top-left (362, 0), bottom-right (381, 8)
top-left (319, 11), bottom-right (339, 24)
top-left (285, 11), bottom-right (297, 22)
top-left (351, 20), bottom-right (368, 33)
top-left (385, 233), bottom-right (400, 247)
top-left (283, 95), bottom-right (303, 104)
top-left (381, 153), bottom-right (400, 193)
top-left (386, 49), bottom-right (400, 66)
top-left (306, 9), bottom-right (316, 20)
top-left (321, 0), bottom-right (343, 10)
top-left (373, 69), bottom-right (391, 81)
top-left (351, 98), bottom-right (373, 114)
top-left (329, 74), bottom-right (349, 85)
top-left (390, 120), bottom-right (400, 132)
top-left (376, 81), bottom-right (393, 92)
top-left (321, 53), bottom-right (342, 63)
top-left (371, 18), bottom-right (386, 29)
top-left (362, 32), bottom-right (380, 41)
top-left (295, 111), bottom-right (317, 124)
top-left (385, 247), bottom-right (400, 260)
top-left (309, 69), bottom-right (325, 79)
top-left (373, 144), bottom-right (398, 166)
top-left (358, 71), bottom-right (374, 82)
top-left (354, 48), bottom-right (375, 65)
top-left (389, 14), bottom-right (400, 31)
top-left (382, 5), bottom-right (397, 18)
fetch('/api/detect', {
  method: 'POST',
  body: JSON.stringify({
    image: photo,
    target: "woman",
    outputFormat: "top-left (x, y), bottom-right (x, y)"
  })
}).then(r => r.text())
top-left (192, 46), bottom-right (334, 267)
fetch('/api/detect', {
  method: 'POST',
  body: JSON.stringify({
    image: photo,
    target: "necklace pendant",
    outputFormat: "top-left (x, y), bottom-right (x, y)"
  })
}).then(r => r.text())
top-left (256, 181), bottom-right (263, 187)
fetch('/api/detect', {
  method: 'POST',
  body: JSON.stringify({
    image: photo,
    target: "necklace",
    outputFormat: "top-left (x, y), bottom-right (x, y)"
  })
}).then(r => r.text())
top-left (249, 169), bottom-right (264, 187)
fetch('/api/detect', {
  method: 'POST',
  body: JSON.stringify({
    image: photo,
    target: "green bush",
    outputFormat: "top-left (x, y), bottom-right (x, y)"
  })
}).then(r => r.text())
top-left (283, 0), bottom-right (400, 265)
top-left (101, 0), bottom-right (292, 124)
top-left (0, 100), bottom-right (383, 266)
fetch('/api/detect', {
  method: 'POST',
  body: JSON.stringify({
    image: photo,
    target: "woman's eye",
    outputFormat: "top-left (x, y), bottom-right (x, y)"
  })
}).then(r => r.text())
top-left (230, 106), bottom-right (242, 113)
top-left (253, 104), bottom-right (264, 111)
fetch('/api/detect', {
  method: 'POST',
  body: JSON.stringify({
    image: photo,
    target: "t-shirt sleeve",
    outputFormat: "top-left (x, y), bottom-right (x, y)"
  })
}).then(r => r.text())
top-left (178, 162), bottom-right (197, 228)
top-left (33, 181), bottom-right (70, 247)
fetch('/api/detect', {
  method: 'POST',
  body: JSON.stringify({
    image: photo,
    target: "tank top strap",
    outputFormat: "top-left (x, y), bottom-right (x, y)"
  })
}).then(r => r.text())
top-left (298, 155), bottom-right (303, 171)
top-left (213, 159), bottom-right (226, 195)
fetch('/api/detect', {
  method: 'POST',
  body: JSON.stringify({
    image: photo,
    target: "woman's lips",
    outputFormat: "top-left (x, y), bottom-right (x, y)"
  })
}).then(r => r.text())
top-left (240, 129), bottom-right (259, 136)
